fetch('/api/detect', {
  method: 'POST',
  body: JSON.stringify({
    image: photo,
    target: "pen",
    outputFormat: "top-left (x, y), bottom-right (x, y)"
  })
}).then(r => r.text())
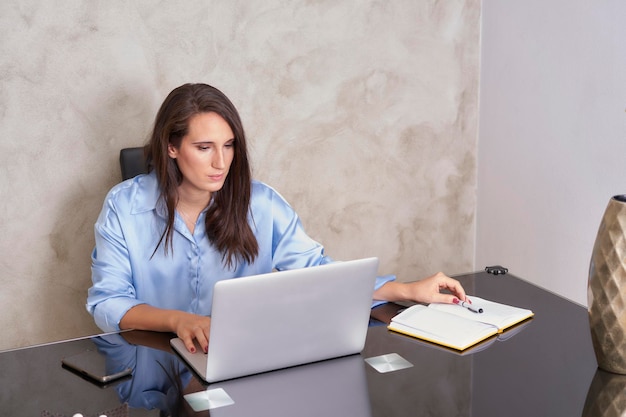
top-left (459, 300), bottom-right (483, 314)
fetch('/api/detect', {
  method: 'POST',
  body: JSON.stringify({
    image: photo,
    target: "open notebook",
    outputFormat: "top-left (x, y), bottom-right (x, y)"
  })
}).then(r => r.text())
top-left (388, 296), bottom-right (534, 351)
top-left (171, 258), bottom-right (379, 382)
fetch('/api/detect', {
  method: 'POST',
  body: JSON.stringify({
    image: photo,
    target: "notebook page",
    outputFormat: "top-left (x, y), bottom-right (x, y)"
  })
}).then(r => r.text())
top-left (389, 305), bottom-right (498, 350)
top-left (428, 296), bottom-right (534, 331)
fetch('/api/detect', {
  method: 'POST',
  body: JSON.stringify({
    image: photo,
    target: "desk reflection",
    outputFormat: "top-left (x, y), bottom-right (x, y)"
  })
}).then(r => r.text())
top-left (582, 368), bottom-right (626, 417)
top-left (93, 331), bottom-right (371, 416)
top-left (207, 354), bottom-right (371, 416)
top-left (93, 333), bottom-right (194, 414)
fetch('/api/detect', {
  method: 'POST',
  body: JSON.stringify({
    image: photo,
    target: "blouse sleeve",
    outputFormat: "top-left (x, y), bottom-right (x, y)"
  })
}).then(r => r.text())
top-left (86, 192), bottom-right (145, 332)
top-left (263, 185), bottom-right (332, 270)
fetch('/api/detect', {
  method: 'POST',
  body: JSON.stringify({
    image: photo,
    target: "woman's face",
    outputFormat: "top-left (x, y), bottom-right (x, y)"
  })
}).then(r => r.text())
top-left (168, 112), bottom-right (235, 199)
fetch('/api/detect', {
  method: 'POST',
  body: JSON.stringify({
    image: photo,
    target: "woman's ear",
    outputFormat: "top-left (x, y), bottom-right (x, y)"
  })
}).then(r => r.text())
top-left (167, 143), bottom-right (178, 159)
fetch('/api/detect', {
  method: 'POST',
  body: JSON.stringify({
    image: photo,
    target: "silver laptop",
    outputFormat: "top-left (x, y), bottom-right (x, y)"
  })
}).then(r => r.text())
top-left (170, 257), bottom-right (379, 383)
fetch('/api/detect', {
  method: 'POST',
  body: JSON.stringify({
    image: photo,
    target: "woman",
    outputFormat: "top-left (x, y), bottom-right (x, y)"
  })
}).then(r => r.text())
top-left (87, 83), bottom-right (467, 354)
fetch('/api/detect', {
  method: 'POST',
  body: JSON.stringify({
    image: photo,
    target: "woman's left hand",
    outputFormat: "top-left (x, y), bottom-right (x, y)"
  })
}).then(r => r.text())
top-left (373, 271), bottom-right (467, 305)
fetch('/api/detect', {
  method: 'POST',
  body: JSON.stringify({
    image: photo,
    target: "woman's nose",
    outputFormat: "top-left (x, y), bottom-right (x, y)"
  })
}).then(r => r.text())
top-left (212, 148), bottom-right (226, 168)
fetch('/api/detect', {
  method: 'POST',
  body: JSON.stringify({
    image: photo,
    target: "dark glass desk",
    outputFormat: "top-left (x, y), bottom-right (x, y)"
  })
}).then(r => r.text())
top-left (0, 272), bottom-right (605, 416)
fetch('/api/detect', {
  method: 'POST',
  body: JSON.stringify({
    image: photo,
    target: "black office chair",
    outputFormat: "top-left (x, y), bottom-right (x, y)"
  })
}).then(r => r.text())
top-left (119, 147), bottom-right (148, 181)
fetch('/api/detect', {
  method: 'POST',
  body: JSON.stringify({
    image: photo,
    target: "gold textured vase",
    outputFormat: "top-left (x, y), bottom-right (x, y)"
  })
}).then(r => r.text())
top-left (589, 195), bottom-right (626, 374)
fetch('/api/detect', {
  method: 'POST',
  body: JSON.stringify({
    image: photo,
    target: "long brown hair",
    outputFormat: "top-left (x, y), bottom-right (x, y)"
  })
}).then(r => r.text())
top-left (145, 83), bottom-right (258, 267)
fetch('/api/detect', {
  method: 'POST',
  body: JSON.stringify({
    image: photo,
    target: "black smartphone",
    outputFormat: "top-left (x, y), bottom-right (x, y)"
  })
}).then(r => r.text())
top-left (61, 349), bottom-right (132, 385)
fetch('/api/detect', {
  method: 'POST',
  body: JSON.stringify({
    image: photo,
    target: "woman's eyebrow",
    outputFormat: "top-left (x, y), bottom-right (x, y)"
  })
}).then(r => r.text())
top-left (191, 138), bottom-right (235, 144)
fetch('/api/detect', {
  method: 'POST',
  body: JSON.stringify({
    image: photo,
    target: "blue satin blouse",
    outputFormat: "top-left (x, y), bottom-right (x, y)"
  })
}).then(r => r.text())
top-left (87, 171), bottom-right (393, 332)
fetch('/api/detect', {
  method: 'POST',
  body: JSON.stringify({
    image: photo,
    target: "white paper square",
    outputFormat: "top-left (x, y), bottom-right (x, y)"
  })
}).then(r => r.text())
top-left (184, 387), bottom-right (235, 412)
top-left (364, 353), bottom-right (414, 373)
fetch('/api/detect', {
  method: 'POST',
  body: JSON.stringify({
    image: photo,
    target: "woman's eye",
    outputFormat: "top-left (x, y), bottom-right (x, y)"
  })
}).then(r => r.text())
top-left (196, 142), bottom-right (212, 151)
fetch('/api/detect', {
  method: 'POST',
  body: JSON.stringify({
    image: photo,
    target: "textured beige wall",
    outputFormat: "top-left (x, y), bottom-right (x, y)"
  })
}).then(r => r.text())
top-left (0, 1), bottom-right (480, 351)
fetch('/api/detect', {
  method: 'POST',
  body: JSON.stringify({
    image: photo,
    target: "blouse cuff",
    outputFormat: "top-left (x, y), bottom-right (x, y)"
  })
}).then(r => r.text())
top-left (371, 274), bottom-right (396, 308)
top-left (93, 298), bottom-right (145, 332)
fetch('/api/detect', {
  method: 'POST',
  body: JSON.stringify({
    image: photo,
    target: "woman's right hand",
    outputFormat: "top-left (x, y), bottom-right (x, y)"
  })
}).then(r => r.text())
top-left (170, 311), bottom-right (212, 354)
top-left (120, 304), bottom-right (211, 354)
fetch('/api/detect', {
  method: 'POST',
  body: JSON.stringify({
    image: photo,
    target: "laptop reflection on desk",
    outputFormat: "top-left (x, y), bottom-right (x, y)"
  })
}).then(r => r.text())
top-left (170, 258), bottom-right (379, 383)
top-left (184, 354), bottom-right (372, 416)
